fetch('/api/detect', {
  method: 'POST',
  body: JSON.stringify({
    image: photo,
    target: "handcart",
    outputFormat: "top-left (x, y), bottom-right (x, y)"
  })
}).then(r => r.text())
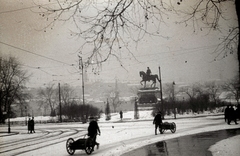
top-left (66, 134), bottom-right (95, 155)
top-left (159, 122), bottom-right (176, 134)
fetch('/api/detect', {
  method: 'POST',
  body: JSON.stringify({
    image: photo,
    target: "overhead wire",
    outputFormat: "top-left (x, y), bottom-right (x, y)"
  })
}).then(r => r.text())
top-left (0, 34), bottom-right (223, 85)
top-left (105, 44), bottom-right (218, 61)
top-left (91, 44), bottom-right (226, 83)
top-left (96, 44), bottom-right (219, 73)
top-left (0, 40), bottom-right (82, 82)
top-left (0, 41), bottom-right (75, 66)
top-left (1, 38), bottom-right (219, 78)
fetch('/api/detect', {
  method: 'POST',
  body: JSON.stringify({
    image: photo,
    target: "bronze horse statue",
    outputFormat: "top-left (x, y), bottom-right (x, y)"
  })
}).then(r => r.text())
top-left (139, 71), bottom-right (160, 88)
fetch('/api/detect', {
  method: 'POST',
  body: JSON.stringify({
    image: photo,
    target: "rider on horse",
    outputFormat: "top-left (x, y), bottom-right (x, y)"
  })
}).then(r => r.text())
top-left (140, 68), bottom-right (160, 88)
top-left (146, 67), bottom-right (151, 80)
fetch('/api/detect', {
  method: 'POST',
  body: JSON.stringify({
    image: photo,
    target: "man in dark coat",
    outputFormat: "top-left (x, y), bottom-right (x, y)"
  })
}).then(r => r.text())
top-left (236, 104), bottom-right (240, 120)
top-left (31, 117), bottom-right (35, 133)
top-left (153, 111), bottom-right (162, 135)
top-left (228, 105), bottom-right (238, 125)
top-left (88, 117), bottom-right (101, 150)
top-left (28, 118), bottom-right (31, 133)
top-left (224, 105), bottom-right (230, 122)
top-left (119, 111), bottom-right (123, 120)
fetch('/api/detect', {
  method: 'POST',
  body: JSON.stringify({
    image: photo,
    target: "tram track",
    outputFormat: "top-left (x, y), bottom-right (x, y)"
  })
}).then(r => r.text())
top-left (0, 127), bottom-right (86, 156)
top-left (0, 129), bottom-right (63, 152)
top-left (0, 129), bottom-right (50, 146)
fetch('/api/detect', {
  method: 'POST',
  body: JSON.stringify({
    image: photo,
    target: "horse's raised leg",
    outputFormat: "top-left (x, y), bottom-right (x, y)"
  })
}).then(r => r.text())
top-left (151, 82), bottom-right (156, 88)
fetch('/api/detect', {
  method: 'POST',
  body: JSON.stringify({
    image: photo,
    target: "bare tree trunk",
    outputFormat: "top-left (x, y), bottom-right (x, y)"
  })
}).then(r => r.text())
top-left (236, 0), bottom-right (240, 80)
top-left (235, 0), bottom-right (240, 99)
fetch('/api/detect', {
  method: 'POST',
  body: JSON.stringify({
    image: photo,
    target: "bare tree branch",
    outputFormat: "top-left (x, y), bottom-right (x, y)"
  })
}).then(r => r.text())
top-left (34, 0), bottom-right (170, 68)
top-left (176, 0), bottom-right (238, 60)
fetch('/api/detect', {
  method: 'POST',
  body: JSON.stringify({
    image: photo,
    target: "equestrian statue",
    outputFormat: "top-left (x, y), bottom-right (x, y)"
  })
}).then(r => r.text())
top-left (139, 67), bottom-right (160, 88)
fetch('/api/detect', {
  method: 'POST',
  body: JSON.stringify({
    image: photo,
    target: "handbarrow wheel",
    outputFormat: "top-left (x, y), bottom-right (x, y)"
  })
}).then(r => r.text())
top-left (85, 137), bottom-right (94, 155)
top-left (159, 124), bottom-right (165, 134)
top-left (66, 138), bottom-right (75, 155)
top-left (170, 122), bottom-right (176, 133)
top-left (159, 127), bottom-right (165, 134)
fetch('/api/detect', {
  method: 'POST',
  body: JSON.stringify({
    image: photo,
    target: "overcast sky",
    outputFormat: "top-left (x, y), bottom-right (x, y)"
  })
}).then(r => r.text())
top-left (0, 0), bottom-right (238, 88)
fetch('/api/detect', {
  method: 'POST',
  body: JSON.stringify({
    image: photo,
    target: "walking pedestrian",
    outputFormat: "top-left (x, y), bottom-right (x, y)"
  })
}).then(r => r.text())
top-left (224, 105), bottom-right (230, 122)
top-left (153, 111), bottom-right (162, 135)
top-left (228, 105), bottom-right (238, 125)
top-left (88, 116), bottom-right (101, 151)
top-left (119, 111), bottom-right (123, 120)
top-left (31, 117), bottom-right (35, 133)
top-left (236, 104), bottom-right (240, 120)
top-left (27, 118), bottom-right (31, 133)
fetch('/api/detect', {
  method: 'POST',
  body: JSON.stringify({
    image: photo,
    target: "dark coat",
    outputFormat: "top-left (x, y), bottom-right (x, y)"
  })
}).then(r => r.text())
top-left (28, 119), bottom-right (31, 131)
top-left (229, 107), bottom-right (235, 120)
top-left (120, 111), bottom-right (123, 118)
top-left (225, 106), bottom-right (230, 118)
top-left (88, 120), bottom-right (100, 138)
top-left (153, 113), bottom-right (162, 125)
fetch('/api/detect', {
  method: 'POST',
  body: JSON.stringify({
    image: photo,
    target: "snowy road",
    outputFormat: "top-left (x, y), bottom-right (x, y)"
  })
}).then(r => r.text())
top-left (1, 114), bottom-right (239, 156)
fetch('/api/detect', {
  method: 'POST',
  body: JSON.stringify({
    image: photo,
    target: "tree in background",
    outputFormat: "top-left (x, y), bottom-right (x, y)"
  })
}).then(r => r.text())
top-left (109, 91), bottom-right (122, 113)
top-left (61, 100), bottom-right (78, 120)
top-left (61, 100), bottom-right (99, 122)
top-left (60, 83), bottom-right (76, 106)
top-left (106, 79), bottom-right (122, 112)
top-left (37, 83), bottom-right (58, 117)
top-left (222, 76), bottom-right (240, 104)
top-left (179, 84), bottom-right (198, 113)
top-left (0, 56), bottom-right (30, 123)
top-left (16, 91), bottom-right (32, 117)
top-left (205, 81), bottom-right (221, 105)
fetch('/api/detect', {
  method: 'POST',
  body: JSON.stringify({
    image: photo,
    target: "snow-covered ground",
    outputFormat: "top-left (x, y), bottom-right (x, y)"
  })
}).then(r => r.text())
top-left (210, 135), bottom-right (240, 156)
top-left (1, 110), bottom-right (240, 156)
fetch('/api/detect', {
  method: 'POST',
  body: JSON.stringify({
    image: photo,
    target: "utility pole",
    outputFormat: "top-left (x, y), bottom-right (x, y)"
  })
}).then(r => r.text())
top-left (172, 81), bottom-right (176, 119)
top-left (58, 83), bottom-right (62, 122)
top-left (8, 103), bottom-right (11, 133)
top-left (7, 96), bottom-right (11, 133)
top-left (78, 55), bottom-right (85, 105)
top-left (158, 66), bottom-right (164, 118)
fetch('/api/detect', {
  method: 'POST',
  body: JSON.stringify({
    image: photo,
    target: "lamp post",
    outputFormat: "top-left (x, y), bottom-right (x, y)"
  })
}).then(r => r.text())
top-left (78, 55), bottom-right (85, 105)
top-left (58, 83), bottom-right (62, 122)
top-left (7, 97), bottom-right (11, 133)
top-left (158, 66), bottom-right (164, 118)
top-left (172, 81), bottom-right (176, 119)
top-left (78, 55), bottom-right (86, 121)
top-left (25, 106), bottom-right (27, 126)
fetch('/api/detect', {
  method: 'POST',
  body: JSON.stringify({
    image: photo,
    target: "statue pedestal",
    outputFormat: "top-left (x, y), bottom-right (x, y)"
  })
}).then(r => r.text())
top-left (137, 87), bottom-right (161, 110)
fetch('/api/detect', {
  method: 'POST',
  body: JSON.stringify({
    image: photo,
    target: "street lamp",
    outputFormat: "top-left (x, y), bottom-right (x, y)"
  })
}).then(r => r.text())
top-left (172, 81), bottom-right (176, 119)
top-left (25, 106), bottom-right (27, 126)
top-left (7, 97), bottom-right (11, 133)
top-left (158, 66), bottom-right (164, 119)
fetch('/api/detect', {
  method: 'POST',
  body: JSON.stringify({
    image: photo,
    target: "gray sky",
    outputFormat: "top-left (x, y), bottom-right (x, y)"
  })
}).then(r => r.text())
top-left (0, 0), bottom-right (238, 88)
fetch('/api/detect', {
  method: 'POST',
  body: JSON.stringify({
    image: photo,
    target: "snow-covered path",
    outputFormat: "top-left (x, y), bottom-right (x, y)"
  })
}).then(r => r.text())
top-left (1, 112), bottom-right (239, 156)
